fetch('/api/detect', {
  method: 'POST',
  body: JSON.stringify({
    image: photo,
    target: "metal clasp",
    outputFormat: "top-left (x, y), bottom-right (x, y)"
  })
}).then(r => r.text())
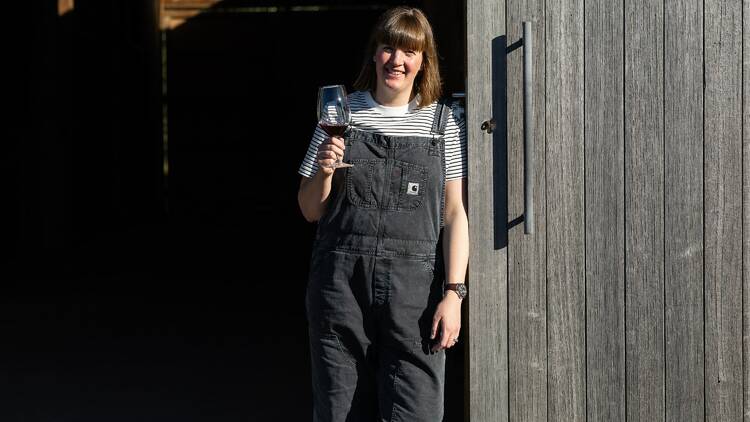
top-left (481, 118), bottom-right (496, 134)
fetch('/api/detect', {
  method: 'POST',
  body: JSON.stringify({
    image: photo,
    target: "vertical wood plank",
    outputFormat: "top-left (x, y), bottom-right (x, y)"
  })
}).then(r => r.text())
top-left (663, 0), bottom-right (705, 420)
top-left (624, 0), bottom-right (666, 419)
top-left (584, 0), bottom-right (626, 420)
top-left (745, 2), bottom-right (750, 419)
top-left (507, 0), bottom-right (547, 419)
top-left (466, 0), bottom-right (508, 420)
top-left (705, 0), bottom-right (745, 419)
top-left (546, 0), bottom-right (586, 421)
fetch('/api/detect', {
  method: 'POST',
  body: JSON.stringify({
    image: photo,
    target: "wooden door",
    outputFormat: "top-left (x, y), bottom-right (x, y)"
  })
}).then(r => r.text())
top-left (466, 0), bottom-right (749, 421)
top-left (466, 0), bottom-right (509, 421)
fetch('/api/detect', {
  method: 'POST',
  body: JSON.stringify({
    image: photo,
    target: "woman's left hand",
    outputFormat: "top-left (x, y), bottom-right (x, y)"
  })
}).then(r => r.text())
top-left (430, 293), bottom-right (462, 352)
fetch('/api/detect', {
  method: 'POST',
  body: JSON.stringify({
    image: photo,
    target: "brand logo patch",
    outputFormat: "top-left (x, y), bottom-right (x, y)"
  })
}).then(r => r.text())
top-left (407, 182), bottom-right (420, 195)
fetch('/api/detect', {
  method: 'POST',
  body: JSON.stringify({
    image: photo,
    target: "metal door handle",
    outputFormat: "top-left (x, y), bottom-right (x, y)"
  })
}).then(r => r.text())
top-left (523, 21), bottom-right (534, 234)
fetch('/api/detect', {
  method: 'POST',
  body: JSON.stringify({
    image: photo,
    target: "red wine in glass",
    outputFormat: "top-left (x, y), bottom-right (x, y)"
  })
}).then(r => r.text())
top-left (319, 122), bottom-right (348, 137)
top-left (317, 85), bottom-right (353, 169)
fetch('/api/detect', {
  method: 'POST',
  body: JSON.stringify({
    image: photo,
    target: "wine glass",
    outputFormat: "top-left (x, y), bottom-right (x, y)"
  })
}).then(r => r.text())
top-left (317, 85), bottom-right (353, 169)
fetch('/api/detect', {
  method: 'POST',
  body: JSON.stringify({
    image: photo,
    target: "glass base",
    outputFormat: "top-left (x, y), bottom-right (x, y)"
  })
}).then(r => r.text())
top-left (329, 161), bottom-right (353, 169)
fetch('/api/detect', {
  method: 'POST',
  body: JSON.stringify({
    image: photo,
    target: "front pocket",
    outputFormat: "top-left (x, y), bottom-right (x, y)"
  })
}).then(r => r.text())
top-left (345, 159), bottom-right (383, 208)
top-left (394, 160), bottom-right (428, 211)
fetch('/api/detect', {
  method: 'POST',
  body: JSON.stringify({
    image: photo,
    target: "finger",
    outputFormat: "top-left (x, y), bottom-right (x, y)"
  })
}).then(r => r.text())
top-left (443, 326), bottom-right (460, 349)
top-left (433, 328), bottom-right (447, 352)
top-left (317, 140), bottom-right (331, 152)
top-left (330, 136), bottom-right (346, 149)
top-left (451, 326), bottom-right (461, 341)
top-left (317, 151), bottom-right (338, 169)
top-left (317, 138), bottom-right (332, 153)
top-left (324, 144), bottom-right (345, 157)
top-left (440, 326), bottom-right (451, 349)
top-left (317, 150), bottom-right (338, 161)
top-left (431, 315), bottom-right (441, 340)
top-left (447, 332), bottom-right (459, 349)
top-left (317, 142), bottom-right (344, 158)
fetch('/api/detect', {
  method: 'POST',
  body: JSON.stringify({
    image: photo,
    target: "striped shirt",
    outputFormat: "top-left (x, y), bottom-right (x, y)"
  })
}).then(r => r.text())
top-left (298, 90), bottom-right (467, 180)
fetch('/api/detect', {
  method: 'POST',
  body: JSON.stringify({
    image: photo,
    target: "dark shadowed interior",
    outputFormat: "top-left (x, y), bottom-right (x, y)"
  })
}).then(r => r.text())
top-left (9, 1), bottom-right (466, 420)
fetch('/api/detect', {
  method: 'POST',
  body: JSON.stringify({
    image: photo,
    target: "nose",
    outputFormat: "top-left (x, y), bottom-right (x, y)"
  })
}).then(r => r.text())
top-left (388, 49), bottom-right (405, 65)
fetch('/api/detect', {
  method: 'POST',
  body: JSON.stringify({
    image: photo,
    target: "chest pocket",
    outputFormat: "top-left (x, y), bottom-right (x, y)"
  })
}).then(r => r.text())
top-left (392, 160), bottom-right (427, 211)
top-left (345, 159), bottom-right (428, 211)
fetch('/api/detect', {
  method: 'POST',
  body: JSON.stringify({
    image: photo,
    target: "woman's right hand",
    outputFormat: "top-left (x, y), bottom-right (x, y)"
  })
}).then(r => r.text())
top-left (316, 136), bottom-right (346, 176)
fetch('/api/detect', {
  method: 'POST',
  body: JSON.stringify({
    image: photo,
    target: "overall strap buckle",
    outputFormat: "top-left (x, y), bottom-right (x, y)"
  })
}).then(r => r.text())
top-left (429, 97), bottom-right (452, 156)
top-left (430, 97), bottom-right (453, 137)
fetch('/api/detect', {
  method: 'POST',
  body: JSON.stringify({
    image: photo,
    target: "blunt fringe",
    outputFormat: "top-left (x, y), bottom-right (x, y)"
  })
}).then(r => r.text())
top-left (353, 7), bottom-right (442, 108)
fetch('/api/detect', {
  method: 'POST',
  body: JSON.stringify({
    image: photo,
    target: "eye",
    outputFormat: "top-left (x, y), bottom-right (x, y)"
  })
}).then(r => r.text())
top-left (382, 45), bottom-right (393, 53)
top-left (406, 50), bottom-right (417, 57)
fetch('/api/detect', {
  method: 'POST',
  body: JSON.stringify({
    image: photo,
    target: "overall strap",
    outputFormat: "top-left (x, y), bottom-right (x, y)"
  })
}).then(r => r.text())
top-left (430, 97), bottom-right (453, 136)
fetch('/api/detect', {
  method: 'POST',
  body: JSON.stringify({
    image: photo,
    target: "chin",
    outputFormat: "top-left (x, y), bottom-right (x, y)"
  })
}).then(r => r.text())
top-left (383, 79), bottom-right (406, 91)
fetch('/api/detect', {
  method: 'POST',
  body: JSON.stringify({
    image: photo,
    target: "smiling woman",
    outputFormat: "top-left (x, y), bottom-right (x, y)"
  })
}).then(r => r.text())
top-left (353, 7), bottom-right (441, 108)
top-left (297, 6), bottom-right (469, 422)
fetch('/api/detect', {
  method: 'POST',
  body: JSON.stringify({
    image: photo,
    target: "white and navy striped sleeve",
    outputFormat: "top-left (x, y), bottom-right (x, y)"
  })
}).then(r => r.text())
top-left (298, 125), bottom-right (326, 178)
top-left (444, 102), bottom-right (467, 180)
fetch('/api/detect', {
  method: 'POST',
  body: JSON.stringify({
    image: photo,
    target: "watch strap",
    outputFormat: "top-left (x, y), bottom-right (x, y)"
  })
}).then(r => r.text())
top-left (444, 283), bottom-right (467, 299)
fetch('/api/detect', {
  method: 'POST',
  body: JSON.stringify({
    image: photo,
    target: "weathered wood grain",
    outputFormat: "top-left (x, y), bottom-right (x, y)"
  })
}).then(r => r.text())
top-left (663, 0), bottom-right (705, 420)
top-left (704, 0), bottom-right (744, 420)
top-left (507, 0), bottom-right (548, 419)
top-left (465, 1), bottom-right (750, 420)
top-left (546, 0), bottom-right (586, 421)
top-left (584, 0), bottom-right (626, 420)
top-left (744, 2), bottom-right (750, 419)
top-left (466, 0), bottom-right (509, 420)
top-left (624, 0), bottom-right (666, 420)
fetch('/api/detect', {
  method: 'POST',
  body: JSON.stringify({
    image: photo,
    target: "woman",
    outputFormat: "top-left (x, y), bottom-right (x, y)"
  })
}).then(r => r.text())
top-left (297, 6), bottom-right (468, 421)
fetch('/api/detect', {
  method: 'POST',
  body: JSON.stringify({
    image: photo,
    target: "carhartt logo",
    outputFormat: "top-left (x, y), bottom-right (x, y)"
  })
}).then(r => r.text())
top-left (407, 182), bottom-right (420, 195)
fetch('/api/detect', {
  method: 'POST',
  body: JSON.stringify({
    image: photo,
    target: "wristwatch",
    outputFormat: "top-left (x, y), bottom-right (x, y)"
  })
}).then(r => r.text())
top-left (444, 283), bottom-right (467, 300)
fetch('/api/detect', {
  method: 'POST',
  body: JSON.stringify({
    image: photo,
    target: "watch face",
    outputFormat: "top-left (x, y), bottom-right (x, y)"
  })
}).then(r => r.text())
top-left (456, 284), bottom-right (467, 298)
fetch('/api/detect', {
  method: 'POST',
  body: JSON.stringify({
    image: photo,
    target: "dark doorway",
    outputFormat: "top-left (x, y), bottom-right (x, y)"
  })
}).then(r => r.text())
top-left (12, 1), bottom-right (465, 420)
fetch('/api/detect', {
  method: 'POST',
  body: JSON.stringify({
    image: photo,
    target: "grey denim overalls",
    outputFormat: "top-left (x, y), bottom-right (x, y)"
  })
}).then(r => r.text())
top-left (306, 98), bottom-right (453, 422)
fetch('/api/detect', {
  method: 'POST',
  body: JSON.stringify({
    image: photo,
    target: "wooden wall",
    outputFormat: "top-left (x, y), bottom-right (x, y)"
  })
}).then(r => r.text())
top-left (468, 0), bottom-right (748, 420)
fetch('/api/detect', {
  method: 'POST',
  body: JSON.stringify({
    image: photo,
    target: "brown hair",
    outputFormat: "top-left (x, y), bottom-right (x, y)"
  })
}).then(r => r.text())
top-left (353, 7), bottom-right (442, 108)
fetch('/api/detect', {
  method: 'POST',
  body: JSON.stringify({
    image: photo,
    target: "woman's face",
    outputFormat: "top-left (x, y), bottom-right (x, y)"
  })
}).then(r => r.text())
top-left (373, 43), bottom-right (423, 99)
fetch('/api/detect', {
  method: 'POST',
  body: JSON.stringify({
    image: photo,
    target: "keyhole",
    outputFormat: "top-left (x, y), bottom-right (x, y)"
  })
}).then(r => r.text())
top-left (481, 118), bottom-right (496, 134)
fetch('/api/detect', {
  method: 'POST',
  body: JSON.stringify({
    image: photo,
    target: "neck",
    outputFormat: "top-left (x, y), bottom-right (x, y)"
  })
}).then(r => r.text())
top-left (372, 86), bottom-right (414, 107)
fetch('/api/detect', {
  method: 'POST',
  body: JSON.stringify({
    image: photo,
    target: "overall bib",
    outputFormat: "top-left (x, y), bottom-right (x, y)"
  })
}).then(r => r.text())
top-left (306, 100), bottom-right (452, 422)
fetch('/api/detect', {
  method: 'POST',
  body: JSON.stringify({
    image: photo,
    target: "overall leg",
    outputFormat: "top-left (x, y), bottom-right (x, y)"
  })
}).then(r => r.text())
top-left (376, 341), bottom-right (445, 422)
top-left (373, 257), bottom-right (446, 422)
top-left (308, 330), bottom-right (378, 422)
top-left (306, 250), bottom-right (379, 422)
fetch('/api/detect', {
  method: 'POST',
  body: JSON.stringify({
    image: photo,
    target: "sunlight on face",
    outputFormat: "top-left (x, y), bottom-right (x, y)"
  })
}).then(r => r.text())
top-left (373, 44), bottom-right (423, 99)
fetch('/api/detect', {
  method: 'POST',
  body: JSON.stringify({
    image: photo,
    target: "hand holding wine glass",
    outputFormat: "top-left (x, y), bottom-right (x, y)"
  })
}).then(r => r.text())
top-left (315, 137), bottom-right (347, 176)
top-left (317, 85), bottom-right (353, 169)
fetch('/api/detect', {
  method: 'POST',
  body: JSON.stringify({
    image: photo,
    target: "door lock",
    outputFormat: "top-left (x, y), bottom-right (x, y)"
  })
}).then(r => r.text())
top-left (481, 118), bottom-right (496, 134)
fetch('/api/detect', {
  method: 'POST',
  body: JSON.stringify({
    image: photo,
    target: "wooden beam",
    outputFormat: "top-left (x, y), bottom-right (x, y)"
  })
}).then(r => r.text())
top-left (159, 0), bottom-right (221, 29)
